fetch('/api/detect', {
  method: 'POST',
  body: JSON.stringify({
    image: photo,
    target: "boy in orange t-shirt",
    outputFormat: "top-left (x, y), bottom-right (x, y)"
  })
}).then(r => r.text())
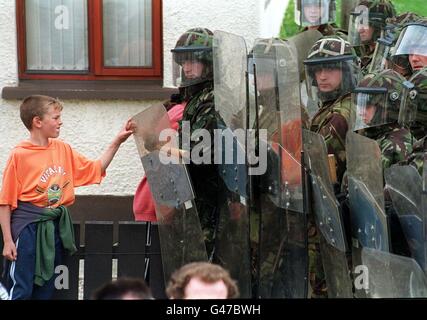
top-left (0, 95), bottom-right (133, 299)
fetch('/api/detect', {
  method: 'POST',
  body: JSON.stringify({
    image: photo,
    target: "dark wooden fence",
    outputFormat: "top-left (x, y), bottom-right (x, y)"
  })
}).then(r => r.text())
top-left (0, 221), bottom-right (166, 300)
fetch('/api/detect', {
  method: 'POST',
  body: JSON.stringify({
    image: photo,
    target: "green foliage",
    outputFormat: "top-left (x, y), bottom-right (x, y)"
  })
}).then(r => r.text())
top-left (280, 0), bottom-right (299, 39)
top-left (392, 0), bottom-right (427, 16)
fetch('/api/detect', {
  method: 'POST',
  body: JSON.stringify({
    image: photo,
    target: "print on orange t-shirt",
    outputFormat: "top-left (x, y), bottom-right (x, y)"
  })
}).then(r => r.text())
top-left (0, 139), bottom-right (104, 210)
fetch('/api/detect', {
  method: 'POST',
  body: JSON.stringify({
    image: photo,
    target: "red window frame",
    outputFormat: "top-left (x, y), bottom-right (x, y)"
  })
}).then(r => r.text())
top-left (16, 0), bottom-right (163, 80)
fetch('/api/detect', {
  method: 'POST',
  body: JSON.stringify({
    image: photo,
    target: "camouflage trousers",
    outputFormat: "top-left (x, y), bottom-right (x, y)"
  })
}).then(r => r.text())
top-left (308, 215), bottom-right (328, 298)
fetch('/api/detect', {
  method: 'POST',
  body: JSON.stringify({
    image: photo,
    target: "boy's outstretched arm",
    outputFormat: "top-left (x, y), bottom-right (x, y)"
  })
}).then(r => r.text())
top-left (0, 205), bottom-right (17, 261)
top-left (99, 119), bottom-right (134, 174)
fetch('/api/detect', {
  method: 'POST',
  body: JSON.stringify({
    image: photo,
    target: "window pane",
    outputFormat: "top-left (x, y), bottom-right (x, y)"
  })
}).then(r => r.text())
top-left (103, 0), bottom-right (152, 67)
top-left (26, 0), bottom-right (88, 71)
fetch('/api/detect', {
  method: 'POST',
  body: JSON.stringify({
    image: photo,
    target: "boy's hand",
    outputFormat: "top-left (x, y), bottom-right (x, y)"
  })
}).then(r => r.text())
top-left (115, 119), bottom-right (135, 144)
top-left (100, 119), bottom-right (136, 173)
top-left (3, 240), bottom-right (17, 261)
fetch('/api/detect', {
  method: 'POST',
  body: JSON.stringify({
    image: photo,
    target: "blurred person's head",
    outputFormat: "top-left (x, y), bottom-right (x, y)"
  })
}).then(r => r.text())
top-left (166, 262), bottom-right (239, 299)
top-left (92, 277), bottom-right (153, 300)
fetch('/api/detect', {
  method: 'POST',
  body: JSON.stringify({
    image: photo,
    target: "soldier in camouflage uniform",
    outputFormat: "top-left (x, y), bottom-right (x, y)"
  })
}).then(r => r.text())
top-left (392, 18), bottom-right (427, 79)
top-left (171, 28), bottom-right (221, 259)
top-left (249, 38), bottom-right (309, 298)
top-left (352, 69), bottom-right (416, 257)
top-left (295, 0), bottom-right (347, 37)
top-left (369, 12), bottom-right (421, 78)
top-left (348, 0), bottom-right (396, 74)
top-left (401, 67), bottom-right (427, 174)
top-left (304, 36), bottom-right (359, 298)
top-left (305, 37), bottom-right (360, 185)
top-left (352, 69), bottom-right (415, 170)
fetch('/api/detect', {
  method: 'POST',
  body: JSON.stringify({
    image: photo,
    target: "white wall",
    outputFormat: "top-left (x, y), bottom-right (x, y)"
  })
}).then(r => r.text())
top-left (0, 1), bottom-right (145, 196)
top-left (259, 0), bottom-right (289, 38)
top-left (162, 0), bottom-right (260, 88)
top-left (0, 0), bottom-right (288, 196)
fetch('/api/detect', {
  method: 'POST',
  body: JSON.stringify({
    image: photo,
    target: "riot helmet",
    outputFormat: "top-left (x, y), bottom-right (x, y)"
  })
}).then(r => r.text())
top-left (392, 19), bottom-right (427, 74)
top-left (352, 69), bottom-right (407, 131)
top-left (252, 38), bottom-right (301, 117)
top-left (399, 67), bottom-right (427, 138)
top-left (171, 28), bottom-right (213, 88)
top-left (348, 0), bottom-right (396, 46)
top-left (370, 12), bottom-right (420, 77)
top-left (294, 0), bottom-right (336, 27)
top-left (304, 36), bottom-right (360, 104)
top-left (250, 38), bottom-right (279, 93)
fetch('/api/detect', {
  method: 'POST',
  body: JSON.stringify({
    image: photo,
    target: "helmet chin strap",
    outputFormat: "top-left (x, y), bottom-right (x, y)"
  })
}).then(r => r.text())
top-left (180, 80), bottom-right (213, 100)
top-left (318, 87), bottom-right (342, 104)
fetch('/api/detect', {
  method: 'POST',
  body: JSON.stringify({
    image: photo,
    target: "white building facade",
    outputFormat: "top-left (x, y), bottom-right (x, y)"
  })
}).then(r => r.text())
top-left (0, 0), bottom-right (288, 197)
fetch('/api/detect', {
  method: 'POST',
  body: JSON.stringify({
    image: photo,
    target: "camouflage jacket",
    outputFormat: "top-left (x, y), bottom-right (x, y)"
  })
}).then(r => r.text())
top-left (407, 135), bottom-right (427, 175)
top-left (178, 81), bottom-right (220, 230)
top-left (365, 125), bottom-right (415, 170)
top-left (179, 82), bottom-right (227, 259)
top-left (179, 81), bottom-right (217, 141)
top-left (355, 44), bottom-right (375, 76)
top-left (310, 93), bottom-right (352, 184)
top-left (302, 24), bottom-right (348, 39)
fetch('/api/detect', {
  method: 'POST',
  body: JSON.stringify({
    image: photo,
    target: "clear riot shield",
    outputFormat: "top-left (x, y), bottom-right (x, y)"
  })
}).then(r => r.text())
top-left (361, 247), bottom-right (427, 298)
top-left (385, 165), bottom-right (427, 273)
top-left (346, 132), bottom-right (390, 297)
top-left (303, 130), bottom-right (353, 298)
top-left (347, 132), bottom-right (389, 251)
top-left (132, 104), bottom-right (207, 285)
top-left (252, 38), bottom-right (308, 298)
top-left (341, 0), bottom-right (359, 30)
top-left (288, 29), bottom-right (323, 118)
top-left (212, 30), bottom-right (252, 298)
top-left (288, 29), bottom-right (323, 80)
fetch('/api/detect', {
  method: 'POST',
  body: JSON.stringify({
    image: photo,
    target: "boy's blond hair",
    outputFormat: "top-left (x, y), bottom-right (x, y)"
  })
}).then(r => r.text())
top-left (20, 95), bottom-right (63, 130)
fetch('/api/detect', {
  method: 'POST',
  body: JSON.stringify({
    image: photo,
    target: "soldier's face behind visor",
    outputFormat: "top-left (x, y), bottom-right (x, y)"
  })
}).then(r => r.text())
top-left (357, 25), bottom-right (374, 43)
top-left (182, 60), bottom-right (205, 79)
top-left (409, 54), bottom-right (427, 72)
top-left (314, 67), bottom-right (342, 92)
top-left (359, 104), bottom-right (377, 125)
top-left (303, 4), bottom-right (324, 24)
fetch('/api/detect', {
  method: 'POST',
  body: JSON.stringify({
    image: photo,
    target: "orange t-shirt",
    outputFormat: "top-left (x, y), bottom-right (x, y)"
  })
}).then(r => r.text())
top-left (0, 139), bottom-right (104, 210)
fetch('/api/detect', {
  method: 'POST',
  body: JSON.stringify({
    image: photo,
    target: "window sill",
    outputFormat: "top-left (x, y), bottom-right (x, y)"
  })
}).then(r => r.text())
top-left (2, 80), bottom-right (178, 101)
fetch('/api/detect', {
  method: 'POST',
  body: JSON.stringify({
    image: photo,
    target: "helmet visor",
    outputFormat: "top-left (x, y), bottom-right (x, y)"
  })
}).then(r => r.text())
top-left (348, 8), bottom-right (371, 46)
top-left (304, 56), bottom-right (359, 104)
top-left (294, 0), bottom-right (335, 27)
top-left (394, 24), bottom-right (427, 57)
top-left (172, 48), bottom-right (212, 87)
top-left (352, 88), bottom-right (389, 131)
